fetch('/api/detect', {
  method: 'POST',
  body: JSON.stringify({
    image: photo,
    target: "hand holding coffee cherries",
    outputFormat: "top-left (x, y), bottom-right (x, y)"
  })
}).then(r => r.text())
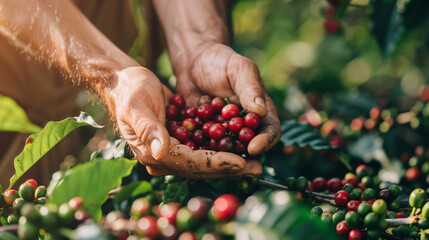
top-left (166, 94), bottom-right (262, 155)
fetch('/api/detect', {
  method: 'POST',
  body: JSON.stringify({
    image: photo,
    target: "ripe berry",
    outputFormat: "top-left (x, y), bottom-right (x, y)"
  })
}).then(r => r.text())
top-left (199, 145), bottom-right (209, 150)
top-left (166, 105), bottom-right (179, 120)
top-left (197, 95), bottom-right (212, 106)
top-left (3, 189), bottom-right (19, 206)
top-left (202, 121), bottom-right (215, 136)
top-left (406, 167), bottom-right (421, 181)
top-left (212, 194), bottom-right (240, 221)
top-left (342, 178), bottom-right (358, 188)
top-left (25, 179), bottom-right (38, 190)
top-left (137, 216), bottom-right (160, 238)
top-left (131, 198), bottom-right (151, 218)
top-left (327, 178), bottom-right (343, 193)
top-left (218, 137), bottom-right (234, 152)
top-left (355, 164), bottom-right (369, 177)
top-left (378, 189), bottom-right (391, 202)
top-left (235, 140), bottom-right (247, 154)
top-left (187, 197), bottom-right (211, 221)
top-left (209, 139), bottom-right (219, 151)
top-left (209, 123), bottom-right (226, 140)
top-left (197, 104), bottom-right (214, 121)
top-left (335, 190), bottom-right (349, 207)
top-left (311, 177), bottom-right (327, 192)
top-left (228, 117), bottom-right (244, 134)
top-left (347, 200), bottom-right (360, 212)
top-left (182, 107), bottom-right (197, 119)
top-left (174, 127), bottom-right (189, 143)
top-left (336, 220), bottom-right (349, 236)
top-left (69, 197), bottom-right (84, 210)
top-left (194, 116), bottom-right (203, 129)
top-left (211, 97), bottom-right (225, 112)
top-left (324, 20), bottom-right (340, 33)
top-left (349, 229), bottom-right (363, 240)
top-left (170, 94), bottom-right (186, 109)
top-left (191, 129), bottom-right (205, 146)
top-left (182, 118), bottom-right (196, 132)
top-left (244, 113), bottom-right (261, 129)
top-left (238, 127), bottom-right (255, 143)
top-left (222, 104), bottom-right (240, 120)
top-left (184, 140), bottom-right (197, 150)
top-left (214, 114), bottom-right (226, 123)
top-left (160, 202), bottom-right (180, 224)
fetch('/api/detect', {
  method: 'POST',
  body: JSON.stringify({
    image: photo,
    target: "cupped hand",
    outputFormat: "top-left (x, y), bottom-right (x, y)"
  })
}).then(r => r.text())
top-left (108, 66), bottom-right (262, 178)
top-left (174, 43), bottom-right (282, 155)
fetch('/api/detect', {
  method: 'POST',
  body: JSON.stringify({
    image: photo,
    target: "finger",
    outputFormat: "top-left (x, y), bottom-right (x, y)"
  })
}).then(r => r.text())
top-left (129, 105), bottom-right (170, 160)
top-left (236, 160), bottom-right (263, 178)
top-left (228, 54), bottom-right (268, 117)
top-left (248, 95), bottom-right (281, 155)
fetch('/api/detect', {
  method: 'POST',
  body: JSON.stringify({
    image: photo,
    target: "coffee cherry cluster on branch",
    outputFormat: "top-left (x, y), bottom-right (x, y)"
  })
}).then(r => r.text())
top-left (1, 179), bottom-right (92, 240)
top-left (105, 194), bottom-right (241, 240)
top-left (166, 94), bottom-right (261, 155)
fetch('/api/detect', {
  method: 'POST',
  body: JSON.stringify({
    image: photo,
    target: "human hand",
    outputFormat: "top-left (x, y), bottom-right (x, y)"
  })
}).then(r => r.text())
top-left (174, 43), bottom-right (281, 155)
top-left (108, 66), bottom-right (262, 178)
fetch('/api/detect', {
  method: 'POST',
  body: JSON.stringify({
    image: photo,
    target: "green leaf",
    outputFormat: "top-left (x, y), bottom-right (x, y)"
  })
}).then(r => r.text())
top-left (49, 158), bottom-right (137, 221)
top-left (0, 94), bottom-right (41, 133)
top-left (0, 231), bottom-right (20, 240)
top-left (9, 112), bottom-right (103, 189)
top-left (113, 180), bottom-right (152, 205)
top-left (370, 0), bottom-right (404, 58)
top-left (235, 190), bottom-right (341, 240)
top-left (280, 120), bottom-right (334, 150)
top-left (162, 180), bottom-right (190, 204)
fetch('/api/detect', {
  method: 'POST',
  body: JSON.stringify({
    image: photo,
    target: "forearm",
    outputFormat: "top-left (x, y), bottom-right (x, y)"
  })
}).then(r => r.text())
top-left (152, 0), bottom-right (230, 72)
top-left (0, 0), bottom-right (139, 105)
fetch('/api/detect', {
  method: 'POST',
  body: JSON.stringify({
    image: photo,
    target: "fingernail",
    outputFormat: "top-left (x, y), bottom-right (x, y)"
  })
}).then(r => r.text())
top-left (150, 139), bottom-right (161, 159)
top-left (255, 97), bottom-right (266, 109)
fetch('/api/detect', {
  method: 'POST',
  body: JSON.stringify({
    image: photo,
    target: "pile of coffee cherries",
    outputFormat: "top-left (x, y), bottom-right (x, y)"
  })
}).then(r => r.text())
top-left (105, 194), bottom-right (241, 240)
top-left (166, 94), bottom-right (261, 155)
top-left (1, 179), bottom-right (91, 240)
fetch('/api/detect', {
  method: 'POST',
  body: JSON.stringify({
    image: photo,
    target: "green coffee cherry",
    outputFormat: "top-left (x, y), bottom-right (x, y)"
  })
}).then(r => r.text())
top-left (388, 199), bottom-right (400, 211)
top-left (363, 188), bottom-right (377, 200)
top-left (35, 186), bottom-right (47, 199)
top-left (386, 211), bottom-right (397, 219)
top-left (388, 185), bottom-right (400, 199)
top-left (409, 188), bottom-right (427, 208)
top-left (420, 218), bottom-right (429, 229)
top-left (285, 177), bottom-right (296, 190)
top-left (332, 211), bottom-right (346, 225)
top-left (422, 201), bottom-right (429, 219)
top-left (320, 211), bottom-right (332, 225)
top-left (342, 184), bottom-right (354, 193)
top-left (372, 199), bottom-right (387, 215)
top-left (7, 212), bottom-right (20, 224)
top-left (18, 217), bottom-right (39, 240)
top-left (349, 188), bottom-right (362, 200)
top-left (357, 202), bottom-right (372, 218)
top-left (311, 206), bottom-right (323, 217)
top-left (13, 198), bottom-right (26, 212)
top-left (19, 183), bottom-right (35, 202)
top-left (345, 211), bottom-right (360, 229)
top-left (296, 176), bottom-right (308, 192)
top-left (364, 212), bottom-right (379, 228)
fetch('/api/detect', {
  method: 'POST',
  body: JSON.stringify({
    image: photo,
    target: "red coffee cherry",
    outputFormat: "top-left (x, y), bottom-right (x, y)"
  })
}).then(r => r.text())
top-left (167, 121), bottom-right (180, 132)
top-left (137, 216), bottom-right (160, 238)
top-left (222, 104), bottom-right (240, 120)
top-left (182, 107), bottom-right (198, 119)
top-left (335, 190), bottom-right (350, 207)
top-left (349, 229), bottom-right (363, 240)
top-left (218, 137), bottom-right (234, 152)
top-left (25, 179), bottom-right (38, 190)
top-left (209, 139), bottom-right (219, 151)
top-left (347, 200), bottom-right (360, 212)
top-left (324, 20), bottom-right (340, 34)
top-left (159, 202), bottom-right (181, 224)
top-left (166, 104), bottom-right (179, 120)
top-left (184, 140), bottom-right (197, 150)
top-left (170, 94), bottom-right (186, 109)
top-left (228, 117), bottom-right (244, 134)
top-left (209, 123), bottom-right (226, 141)
top-left (211, 97), bottom-right (226, 112)
top-left (336, 220), bottom-right (349, 236)
top-left (174, 127), bottom-right (189, 143)
top-left (244, 113), bottom-right (261, 129)
top-left (214, 114), bottom-right (226, 123)
top-left (182, 118), bottom-right (196, 132)
top-left (212, 194), bottom-right (240, 222)
top-left (238, 127), bottom-right (255, 143)
top-left (197, 95), bottom-right (212, 106)
top-left (327, 178), bottom-right (343, 193)
top-left (202, 121), bottom-right (215, 136)
top-left (311, 177), bottom-right (327, 192)
top-left (191, 129), bottom-right (205, 146)
top-left (235, 140), bottom-right (247, 154)
top-left (197, 104), bottom-right (214, 121)
top-left (194, 116), bottom-right (203, 129)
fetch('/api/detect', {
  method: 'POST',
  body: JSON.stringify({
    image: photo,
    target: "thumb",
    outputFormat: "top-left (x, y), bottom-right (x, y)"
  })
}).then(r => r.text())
top-left (228, 55), bottom-right (268, 117)
top-left (129, 107), bottom-right (170, 160)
